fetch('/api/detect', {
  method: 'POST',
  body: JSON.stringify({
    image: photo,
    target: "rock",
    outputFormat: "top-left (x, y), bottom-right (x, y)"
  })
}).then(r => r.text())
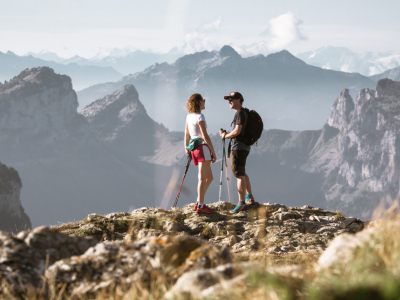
top-left (339, 217), bottom-right (358, 229)
top-left (86, 213), bottom-right (104, 222)
top-left (273, 211), bottom-right (302, 221)
top-left (0, 200), bottom-right (368, 296)
top-left (163, 220), bottom-right (189, 233)
top-left (0, 162), bottom-right (31, 233)
top-left (317, 230), bottom-right (373, 270)
top-left (45, 235), bottom-right (232, 296)
top-left (0, 226), bottom-right (97, 293)
top-left (165, 268), bottom-right (224, 299)
top-left (166, 263), bottom-right (255, 299)
top-left (255, 226), bottom-right (268, 238)
top-left (136, 228), bottom-right (162, 240)
top-left (345, 221), bottom-right (364, 233)
top-left (309, 215), bottom-right (321, 222)
top-left (228, 235), bottom-right (242, 246)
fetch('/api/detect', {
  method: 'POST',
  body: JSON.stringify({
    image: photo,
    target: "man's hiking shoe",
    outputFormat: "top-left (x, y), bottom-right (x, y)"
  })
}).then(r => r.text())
top-left (196, 204), bottom-right (214, 214)
top-left (246, 194), bottom-right (255, 205)
top-left (229, 200), bottom-right (246, 214)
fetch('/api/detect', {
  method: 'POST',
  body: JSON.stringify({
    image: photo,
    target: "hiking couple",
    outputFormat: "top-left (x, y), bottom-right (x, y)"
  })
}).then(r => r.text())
top-left (184, 91), bottom-right (255, 214)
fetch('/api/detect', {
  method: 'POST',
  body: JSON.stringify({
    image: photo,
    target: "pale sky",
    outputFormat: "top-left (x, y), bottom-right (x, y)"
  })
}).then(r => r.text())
top-left (1, 0), bottom-right (399, 58)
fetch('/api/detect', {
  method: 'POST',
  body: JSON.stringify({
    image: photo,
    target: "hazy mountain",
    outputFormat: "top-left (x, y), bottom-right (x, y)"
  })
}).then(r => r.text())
top-left (59, 50), bottom-right (182, 75)
top-left (0, 51), bottom-right (123, 91)
top-left (0, 67), bottom-right (176, 227)
top-left (297, 46), bottom-right (400, 76)
top-left (370, 66), bottom-right (400, 82)
top-left (24, 50), bottom-right (65, 63)
top-left (77, 45), bottom-right (375, 132)
top-left (0, 161), bottom-right (31, 232)
top-left (247, 79), bottom-right (400, 219)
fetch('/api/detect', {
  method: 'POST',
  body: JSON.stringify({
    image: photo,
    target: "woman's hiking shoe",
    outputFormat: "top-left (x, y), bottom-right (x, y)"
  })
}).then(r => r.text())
top-left (229, 200), bottom-right (246, 214)
top-left (246, 194), bottom-right (255, 205)
top-left (196, 204), bottom-right (214, 214)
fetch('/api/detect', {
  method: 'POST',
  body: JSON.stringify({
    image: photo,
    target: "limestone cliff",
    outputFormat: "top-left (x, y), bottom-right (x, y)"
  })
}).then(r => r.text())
top-left (252, 79), bottom-right (400, 218)
top-left (0, 162), bottom-right (31, 232)
top-left (0, 67), bottom-right (88, 161)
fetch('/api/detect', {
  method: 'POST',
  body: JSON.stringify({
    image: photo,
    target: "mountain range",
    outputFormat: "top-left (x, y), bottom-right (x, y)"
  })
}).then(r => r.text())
top-left (0, 67), bottom-right (180, 226)
top-left (297, 46), bottom-right (400, 76)
top-left (1, 66), bottom-right (399, 228)
top-left (26, 48), bottom-right (182, 76)
top-left (0, 51), bottom-right (123, 91)
top-left (77, 45), bottom-right (376, 132)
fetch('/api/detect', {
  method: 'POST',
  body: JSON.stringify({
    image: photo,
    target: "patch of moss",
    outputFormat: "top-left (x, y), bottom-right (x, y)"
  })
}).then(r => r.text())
top-left (201, 224), bottom-right (213, 238)
top-left (113, 220), bottom-right (129, 232)
top-left (335, 211), bottom-right (346, 221)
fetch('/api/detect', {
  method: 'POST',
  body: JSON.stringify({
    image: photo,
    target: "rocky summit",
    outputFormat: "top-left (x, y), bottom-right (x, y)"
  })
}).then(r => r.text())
top-left (0, 201), bottom-right (365, 298)
top-left (0, 161), bottom-right (31, 232)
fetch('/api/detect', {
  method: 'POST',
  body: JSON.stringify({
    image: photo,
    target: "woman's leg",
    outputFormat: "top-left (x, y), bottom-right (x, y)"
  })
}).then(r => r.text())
top-left (197, 160), bottom-right (211, 204)
top-left (205, 162), bottom-right (213, 193)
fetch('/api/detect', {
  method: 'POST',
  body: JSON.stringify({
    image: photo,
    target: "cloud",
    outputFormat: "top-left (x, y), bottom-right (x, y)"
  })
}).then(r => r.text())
top-left (181, 16), bottom-right (223, 54)
top-left (263, 11), bottom-right (308, 51)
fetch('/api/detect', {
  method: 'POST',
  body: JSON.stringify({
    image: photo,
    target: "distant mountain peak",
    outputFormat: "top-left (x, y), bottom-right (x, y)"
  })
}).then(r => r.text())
top-left (266, 49), bottom-right (304, 65)
top-left (0, 67), bottom-right (72, 92)
top-left (80, 84), bottom-right (145, 125)
top-left (219, 45), bottom-right (241, 58)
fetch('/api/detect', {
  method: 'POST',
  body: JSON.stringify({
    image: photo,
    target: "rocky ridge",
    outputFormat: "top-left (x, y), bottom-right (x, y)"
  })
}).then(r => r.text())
top-left (56, 201), bottom-right (363, 256)
top-left (0, 201), bottom-right (366, 298)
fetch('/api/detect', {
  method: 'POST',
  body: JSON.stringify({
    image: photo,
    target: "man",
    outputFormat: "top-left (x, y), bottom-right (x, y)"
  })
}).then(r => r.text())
top-left (219, 91), bottom-right (255, 214)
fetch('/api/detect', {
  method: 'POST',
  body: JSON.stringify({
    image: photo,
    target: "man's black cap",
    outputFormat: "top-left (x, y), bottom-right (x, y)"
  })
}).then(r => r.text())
top-left (224, 91), bottom-right (243, 101)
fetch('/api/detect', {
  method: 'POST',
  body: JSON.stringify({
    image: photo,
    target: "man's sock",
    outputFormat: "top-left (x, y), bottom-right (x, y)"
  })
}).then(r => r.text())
top-left (199, 203), bottom-right (204, 208)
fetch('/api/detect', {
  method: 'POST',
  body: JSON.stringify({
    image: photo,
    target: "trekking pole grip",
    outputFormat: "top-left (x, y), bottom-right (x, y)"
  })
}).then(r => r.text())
top-left (221, 128), bottom-right (227, 140)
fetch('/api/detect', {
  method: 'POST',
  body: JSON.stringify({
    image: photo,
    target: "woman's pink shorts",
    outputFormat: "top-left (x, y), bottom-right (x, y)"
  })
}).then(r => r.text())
top-left (191, 144), bottom-right (213, 166)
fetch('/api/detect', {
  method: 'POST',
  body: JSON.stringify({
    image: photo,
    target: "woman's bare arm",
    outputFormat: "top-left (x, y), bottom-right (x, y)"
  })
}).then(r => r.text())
top-left (199, 121), bottom-right (217, 163)
top-left (184, 120), bottom-right (190, 153)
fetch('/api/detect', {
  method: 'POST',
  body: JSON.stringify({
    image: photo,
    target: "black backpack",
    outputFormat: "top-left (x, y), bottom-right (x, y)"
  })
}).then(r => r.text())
top-left (232, 108), bottom-right (263, 146)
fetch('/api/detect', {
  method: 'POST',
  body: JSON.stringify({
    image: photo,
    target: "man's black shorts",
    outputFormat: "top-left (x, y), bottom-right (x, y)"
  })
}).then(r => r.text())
top-left (231, 150), bottom-right (249, 178)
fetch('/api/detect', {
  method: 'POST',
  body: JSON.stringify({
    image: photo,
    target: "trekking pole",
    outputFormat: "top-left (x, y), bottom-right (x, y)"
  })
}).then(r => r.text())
top-left (218, 129), bottom-right (226, 210)
top-left (224, 147), bottom-right (231, 203)
top-left (173, 153), bottom-right (192, 208)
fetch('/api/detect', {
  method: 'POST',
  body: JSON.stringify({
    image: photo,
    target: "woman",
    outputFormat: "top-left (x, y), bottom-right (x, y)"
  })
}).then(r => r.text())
top-left (185, 93), bottom-right (217, 214)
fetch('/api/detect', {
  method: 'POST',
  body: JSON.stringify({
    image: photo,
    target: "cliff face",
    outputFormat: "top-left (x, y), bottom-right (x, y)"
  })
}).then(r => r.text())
top-left (322, 79), bottom-right (400, 215)
top-left (0, 69), bottom-right (177, 227)
top-left (79, 84), bottom-right (176, 159)
top-left (257, 79), bottom-right (400, 218)
top-left (0, 67), bottom-right (88, 160)
top-left (0, 162), bottom-right (31, 232)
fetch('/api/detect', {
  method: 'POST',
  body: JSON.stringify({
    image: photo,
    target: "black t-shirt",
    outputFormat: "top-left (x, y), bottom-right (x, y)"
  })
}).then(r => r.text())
top-left (230, 108), bottom-right (251, 151)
